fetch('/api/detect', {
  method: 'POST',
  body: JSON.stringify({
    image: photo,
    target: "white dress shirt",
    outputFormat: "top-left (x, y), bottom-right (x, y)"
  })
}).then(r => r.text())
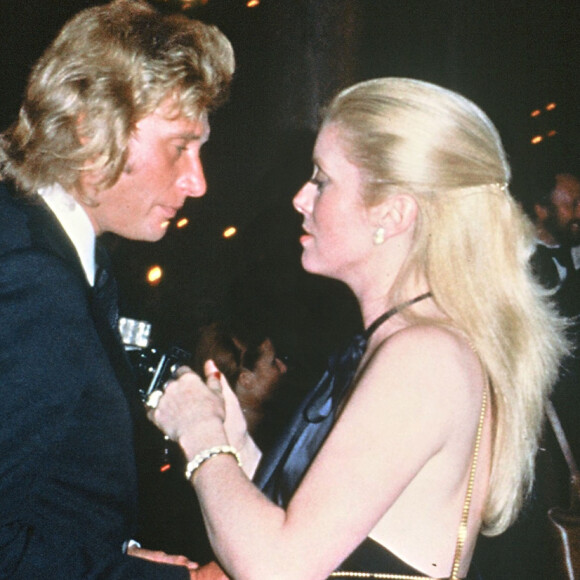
top-left (37, 183), bottom-right (97, 286)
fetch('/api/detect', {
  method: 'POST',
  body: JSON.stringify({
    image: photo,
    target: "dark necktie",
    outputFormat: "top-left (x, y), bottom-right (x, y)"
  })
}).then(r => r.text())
top-left (94, 242), bottom-right (119, 332)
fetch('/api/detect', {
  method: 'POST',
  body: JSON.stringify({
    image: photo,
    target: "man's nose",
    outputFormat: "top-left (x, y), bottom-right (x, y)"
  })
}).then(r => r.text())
top-left (275, 357), bottom-right (288, 375)
top-left (178, 151), bottom-right (207, 198)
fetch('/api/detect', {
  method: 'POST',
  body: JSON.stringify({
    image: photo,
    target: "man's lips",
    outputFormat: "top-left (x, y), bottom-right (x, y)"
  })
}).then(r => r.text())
top-left (158, 206), bottom-right (180, 228)
top-left (159, 205), bottom-right (181, 222)
top-left (161, 207), bottom-right (179, 220)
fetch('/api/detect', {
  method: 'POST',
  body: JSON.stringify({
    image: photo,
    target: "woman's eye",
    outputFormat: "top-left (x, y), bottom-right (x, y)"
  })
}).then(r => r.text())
top-left (309, 169), bottom-right (327, 193)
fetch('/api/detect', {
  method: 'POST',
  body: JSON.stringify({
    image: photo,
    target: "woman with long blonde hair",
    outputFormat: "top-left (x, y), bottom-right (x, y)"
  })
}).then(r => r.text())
top-left (148, 78), bottom-right (567, 579)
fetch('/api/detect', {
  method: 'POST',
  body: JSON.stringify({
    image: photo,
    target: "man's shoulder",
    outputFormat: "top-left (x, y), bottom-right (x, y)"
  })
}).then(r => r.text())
top-left (0, 179), bottom-right (28, 210)
top-left (0, 180), bottom-right (36, 249)
top-left (0, 180), bottom-right (60, 253)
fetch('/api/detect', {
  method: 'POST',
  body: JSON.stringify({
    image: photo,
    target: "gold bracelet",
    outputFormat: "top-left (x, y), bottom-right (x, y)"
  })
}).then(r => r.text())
top-left (185, 445), bottom-right (242, 480)
top-left (330, 573), bottom-right (430, 579)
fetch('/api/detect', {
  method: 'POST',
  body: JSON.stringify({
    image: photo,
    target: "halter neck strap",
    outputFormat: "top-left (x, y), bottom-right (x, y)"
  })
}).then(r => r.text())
top-left (364, 292), bottom-right (433, 340)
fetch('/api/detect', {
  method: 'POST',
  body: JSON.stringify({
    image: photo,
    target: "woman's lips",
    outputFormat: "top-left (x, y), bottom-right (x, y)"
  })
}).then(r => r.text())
top-left (299, 226), bottom-right (313, 244)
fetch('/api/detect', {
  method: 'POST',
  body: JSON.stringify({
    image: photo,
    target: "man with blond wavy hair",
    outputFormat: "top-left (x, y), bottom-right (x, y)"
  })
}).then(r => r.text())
top-left (0, 1), bottom-right (233, 577)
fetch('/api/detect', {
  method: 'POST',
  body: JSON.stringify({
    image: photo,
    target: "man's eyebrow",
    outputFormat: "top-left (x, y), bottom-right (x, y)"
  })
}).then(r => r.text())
top-left (173, 131), bottom-right (208, 141)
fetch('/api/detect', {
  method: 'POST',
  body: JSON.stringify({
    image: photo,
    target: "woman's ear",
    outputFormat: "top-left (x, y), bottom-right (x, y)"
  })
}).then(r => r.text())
top-left (370, 193), bottom-right (418, 239)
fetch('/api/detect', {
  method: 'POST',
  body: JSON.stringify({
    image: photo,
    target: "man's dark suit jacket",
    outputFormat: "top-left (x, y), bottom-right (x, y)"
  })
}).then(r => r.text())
top-left (0, 181), bottom-right (188, 578)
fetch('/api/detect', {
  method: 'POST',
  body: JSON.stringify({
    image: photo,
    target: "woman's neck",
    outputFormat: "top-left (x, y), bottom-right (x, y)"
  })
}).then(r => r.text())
top-left (357, 280), bottom-right (432, 330)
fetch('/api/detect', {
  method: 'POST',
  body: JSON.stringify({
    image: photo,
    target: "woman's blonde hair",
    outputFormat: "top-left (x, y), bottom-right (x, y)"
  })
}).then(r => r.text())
top-left (324, 78), bottom-right (568, 535)
top-left (0, 0), bottom-right (234, 197)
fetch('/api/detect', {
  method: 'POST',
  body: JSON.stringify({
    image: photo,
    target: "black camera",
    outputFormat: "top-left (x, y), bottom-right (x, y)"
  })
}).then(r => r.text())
top-left (132, 345), bottom-right (192, 402)
top-left (118, 317), bottom-right (191, 402)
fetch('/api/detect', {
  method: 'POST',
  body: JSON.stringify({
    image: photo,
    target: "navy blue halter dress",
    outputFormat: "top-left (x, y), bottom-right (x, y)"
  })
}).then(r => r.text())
top-left (251, 294), bottom-right (485, 578)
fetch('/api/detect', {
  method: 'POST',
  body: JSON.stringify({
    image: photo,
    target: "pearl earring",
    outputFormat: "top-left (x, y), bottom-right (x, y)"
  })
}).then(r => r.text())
top-left (372, 227), bottom-right (385, 245)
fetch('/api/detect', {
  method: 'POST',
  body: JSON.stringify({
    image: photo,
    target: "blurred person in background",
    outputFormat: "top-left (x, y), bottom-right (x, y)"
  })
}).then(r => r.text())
top-left (194, 321), bottom-right (288, 450)
top-left (528, 169), bottom-right (580, 316)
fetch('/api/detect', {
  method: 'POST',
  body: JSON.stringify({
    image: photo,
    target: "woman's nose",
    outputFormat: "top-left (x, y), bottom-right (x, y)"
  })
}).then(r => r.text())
top-left (292, 181), bottom-right (314, 215)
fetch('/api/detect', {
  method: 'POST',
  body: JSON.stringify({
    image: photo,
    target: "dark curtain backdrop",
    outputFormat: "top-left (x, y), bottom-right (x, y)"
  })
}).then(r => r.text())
top-left (1, 0), bottom-right (579, 356)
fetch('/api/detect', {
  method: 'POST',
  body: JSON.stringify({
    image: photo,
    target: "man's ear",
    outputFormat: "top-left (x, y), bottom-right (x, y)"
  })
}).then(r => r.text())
top-left (534, 203), bottom-right (549, 222)
top-left (74, 172), bottom-right (101, 207)
top-left (74, 113), bottom-right (108, 206)
top-left (237, 368), bottom-right (256, 392)
top-left (370, 193), bottom-right (418, 239)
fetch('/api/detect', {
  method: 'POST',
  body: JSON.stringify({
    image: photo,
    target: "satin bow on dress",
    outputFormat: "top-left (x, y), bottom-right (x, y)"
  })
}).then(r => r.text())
top-left (254, 292), bottom-right (432, 507)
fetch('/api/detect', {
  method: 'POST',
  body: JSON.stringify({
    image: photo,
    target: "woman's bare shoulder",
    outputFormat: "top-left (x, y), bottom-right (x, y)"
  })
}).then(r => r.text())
top-left (379, 322), bottom-right (473, 356)
top-left (357, 323), bottom-right (484, 421)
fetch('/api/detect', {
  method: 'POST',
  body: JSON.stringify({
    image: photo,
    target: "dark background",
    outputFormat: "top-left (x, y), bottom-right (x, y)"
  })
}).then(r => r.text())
top-left (1, 0), bottom-right (579, 368)
top-left (1, 2), bottom-right (579, 572)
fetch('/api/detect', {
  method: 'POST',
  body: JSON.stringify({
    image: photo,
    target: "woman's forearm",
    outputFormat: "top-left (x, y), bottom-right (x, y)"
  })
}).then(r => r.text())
top-left (191, 455), bottom-right (297, 580)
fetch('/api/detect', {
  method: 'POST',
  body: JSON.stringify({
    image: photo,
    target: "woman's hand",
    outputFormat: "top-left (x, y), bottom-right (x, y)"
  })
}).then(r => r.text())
top-left (148, 364), bottom-right (228, 457)
top-left (216, 363), bottom-right (249, 451)
top-left (215, 361), bottom-right (262, 477)
top-left (148, 361), bottom-right (261, 476)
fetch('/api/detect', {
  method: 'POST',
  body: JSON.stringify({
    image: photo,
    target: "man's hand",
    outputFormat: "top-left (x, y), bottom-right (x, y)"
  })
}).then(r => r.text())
top-left (127, 545), bottom-right (198, 571)
top-left (191, 560), bottom-right (230, 579)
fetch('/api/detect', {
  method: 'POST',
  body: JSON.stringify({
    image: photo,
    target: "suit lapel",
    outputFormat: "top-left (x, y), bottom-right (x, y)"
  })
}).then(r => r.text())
top-left (23, 194), bottom-right (139, 407)
top-left (25, 195), bottom-right (89, 284)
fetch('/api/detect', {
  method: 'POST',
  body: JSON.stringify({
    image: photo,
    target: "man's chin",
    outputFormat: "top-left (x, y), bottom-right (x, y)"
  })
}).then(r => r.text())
top-left (144, 221), bottom-right (171, 242)
top-left (149, 232), bottom-right (168, 243)
top-left (127, 227), bottom-right (169, 243)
